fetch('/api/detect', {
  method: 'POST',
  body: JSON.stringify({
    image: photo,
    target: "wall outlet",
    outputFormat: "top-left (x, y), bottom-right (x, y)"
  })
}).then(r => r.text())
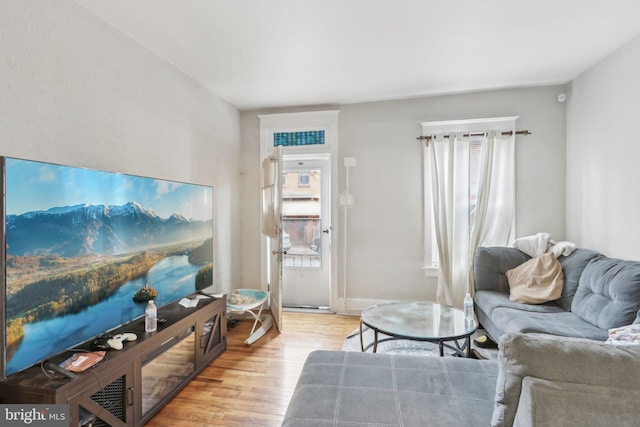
top-left (344, 157), bottom-right (357, 167)
top-left (339, 192), bottom-right (354, 207)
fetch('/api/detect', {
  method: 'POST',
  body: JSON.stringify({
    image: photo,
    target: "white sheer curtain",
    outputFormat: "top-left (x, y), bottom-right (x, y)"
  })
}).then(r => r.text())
top-left (261, 146), bottom-right (283, 238)
top-left (426, 131), bottom-right (515, 308)
top-left (261, 153), bottom-right (277, 238)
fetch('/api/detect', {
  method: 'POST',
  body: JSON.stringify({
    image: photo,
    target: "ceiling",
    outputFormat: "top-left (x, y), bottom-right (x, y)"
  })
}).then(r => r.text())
top-left (75, 0), bottom-right (640, 110)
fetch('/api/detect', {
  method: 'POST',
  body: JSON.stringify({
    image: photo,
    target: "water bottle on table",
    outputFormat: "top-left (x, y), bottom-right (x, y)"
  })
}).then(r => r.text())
top-left (145, 299), bottom-right (157, 332)
top-left (464, 293), bottom-right (474, 321)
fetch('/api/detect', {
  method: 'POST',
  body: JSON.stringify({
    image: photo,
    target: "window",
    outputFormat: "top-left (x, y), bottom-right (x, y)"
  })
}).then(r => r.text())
top-left (298, 172), bottom-right (310, 186)
top-left (274, 130), bottom-right (325, 147)
top-left (467, 134), bottom-right (483, 229)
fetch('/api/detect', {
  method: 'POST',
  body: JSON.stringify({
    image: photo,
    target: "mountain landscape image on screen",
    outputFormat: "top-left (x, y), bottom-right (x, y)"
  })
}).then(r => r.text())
top-left (6, 201), bottom-right (210, 257)
top-left (3, 157), bottom-right (214, 376)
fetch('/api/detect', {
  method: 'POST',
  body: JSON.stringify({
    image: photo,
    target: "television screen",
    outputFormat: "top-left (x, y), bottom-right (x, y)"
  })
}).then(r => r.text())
top-left (1, 157), bottom-right (213, 378)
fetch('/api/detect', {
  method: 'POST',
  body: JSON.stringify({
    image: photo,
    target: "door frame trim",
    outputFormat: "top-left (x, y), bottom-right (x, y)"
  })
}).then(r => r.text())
top-left (258, 111), bottom-right (339, 312)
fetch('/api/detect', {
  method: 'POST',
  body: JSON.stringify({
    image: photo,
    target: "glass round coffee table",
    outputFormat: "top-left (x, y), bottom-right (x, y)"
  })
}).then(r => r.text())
top-left (360, 301), bottom-right (476, 357)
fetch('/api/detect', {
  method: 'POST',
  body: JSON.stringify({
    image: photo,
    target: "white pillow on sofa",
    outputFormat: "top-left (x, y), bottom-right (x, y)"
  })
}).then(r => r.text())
top-left (506, 252), bottom-right (564, 304)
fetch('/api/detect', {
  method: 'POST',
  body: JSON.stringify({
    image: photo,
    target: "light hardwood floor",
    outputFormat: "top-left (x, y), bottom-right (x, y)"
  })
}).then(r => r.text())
top-left (145, 311), bottom-right (360, 427)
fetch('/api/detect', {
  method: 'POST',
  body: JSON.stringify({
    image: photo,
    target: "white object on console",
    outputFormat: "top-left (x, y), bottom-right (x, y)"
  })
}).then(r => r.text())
top-left (107, 333), bottom-right (138, 350)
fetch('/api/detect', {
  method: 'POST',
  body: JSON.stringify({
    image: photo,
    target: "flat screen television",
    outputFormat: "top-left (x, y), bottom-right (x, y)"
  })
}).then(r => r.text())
top-left (0, 157), bottom-right (213, 379)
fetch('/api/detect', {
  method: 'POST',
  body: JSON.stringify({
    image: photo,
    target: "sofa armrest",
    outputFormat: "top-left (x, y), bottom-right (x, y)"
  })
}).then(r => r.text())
top-left (514, 377), bottom-right (640, 427)
top-left (474, 247), bottom-right (530, 293)
top-left (492, 332), bottom-right (640, 427)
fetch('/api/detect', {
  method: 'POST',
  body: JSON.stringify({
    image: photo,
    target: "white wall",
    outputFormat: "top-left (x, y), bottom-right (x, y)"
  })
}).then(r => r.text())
top-left (566, 34), bottom-right (640, 260)
top-left (0, 0), bottom-right (242, 292)
top-left (241, 85), bottom-right (567, 310)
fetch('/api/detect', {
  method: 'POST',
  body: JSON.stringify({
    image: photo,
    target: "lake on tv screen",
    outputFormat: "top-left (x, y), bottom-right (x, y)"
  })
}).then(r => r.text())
top-left (6, 254), bottom-right (204, 375)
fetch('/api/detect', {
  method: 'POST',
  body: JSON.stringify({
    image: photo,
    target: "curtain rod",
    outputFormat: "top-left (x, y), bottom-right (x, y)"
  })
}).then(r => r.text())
top-left (416, 130), bottom-right (531, 143)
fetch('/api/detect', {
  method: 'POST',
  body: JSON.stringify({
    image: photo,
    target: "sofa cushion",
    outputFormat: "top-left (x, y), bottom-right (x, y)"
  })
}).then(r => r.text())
top-left (282, 350), bottom-right (498, 427)
top-left (571, 257), bottom-right (640, 330)
top-left (555, 249), bottom-right (602, 311)
top-left (492, 332), bottom-right (640, 427)
top-left (474, 290), bottom-right (567, 341)
top-left (506, 252), bottom-right (564, 304)
top-left (514, 377), bottom-right (640, 427)
top-left (475, 290), bottom-right (565, 317)
top-left (490, 306), bottom-right (609, 340)
top-left (474, 247), bottom-right (531, 294)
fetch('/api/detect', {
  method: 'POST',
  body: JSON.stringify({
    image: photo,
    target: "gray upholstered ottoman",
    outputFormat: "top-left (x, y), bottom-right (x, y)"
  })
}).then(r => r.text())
top-left (282, 350), bottom-right (498, 426)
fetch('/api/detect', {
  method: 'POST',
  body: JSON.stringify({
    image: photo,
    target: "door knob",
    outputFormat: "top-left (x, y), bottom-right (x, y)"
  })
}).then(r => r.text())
top-left (322, 229), bottom-right (330, 234)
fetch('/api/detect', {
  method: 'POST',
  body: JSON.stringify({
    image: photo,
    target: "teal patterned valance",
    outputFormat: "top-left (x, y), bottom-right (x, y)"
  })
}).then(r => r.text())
top-left (274, 130), bottom-right (325, 147)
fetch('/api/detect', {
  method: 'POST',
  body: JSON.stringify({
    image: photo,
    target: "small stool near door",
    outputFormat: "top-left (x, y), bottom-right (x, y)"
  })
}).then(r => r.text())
top-left (227, 289), bottom-right (273, 344)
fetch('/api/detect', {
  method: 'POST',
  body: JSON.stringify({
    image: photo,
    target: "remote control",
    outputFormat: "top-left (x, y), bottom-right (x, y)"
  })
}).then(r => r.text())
top-left (91, 334), bottom-right (113, 351)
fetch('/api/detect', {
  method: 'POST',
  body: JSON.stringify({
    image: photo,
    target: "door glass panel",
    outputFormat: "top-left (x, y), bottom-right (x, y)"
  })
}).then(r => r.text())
top-left (282, 168), bottom-right (321, 268)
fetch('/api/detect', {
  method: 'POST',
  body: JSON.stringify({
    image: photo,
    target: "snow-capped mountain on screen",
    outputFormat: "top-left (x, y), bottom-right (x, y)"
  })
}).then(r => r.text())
top-left (6, 201), bottom-right (211, 257)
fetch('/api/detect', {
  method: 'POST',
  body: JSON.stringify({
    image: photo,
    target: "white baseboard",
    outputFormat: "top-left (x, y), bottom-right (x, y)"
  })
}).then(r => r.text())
top-left (334, 297), bottom-right (400, 315)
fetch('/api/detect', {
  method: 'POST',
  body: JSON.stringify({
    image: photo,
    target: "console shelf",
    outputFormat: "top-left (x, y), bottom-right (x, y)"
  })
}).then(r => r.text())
top-left (0, 293), bottom-right (227, 426)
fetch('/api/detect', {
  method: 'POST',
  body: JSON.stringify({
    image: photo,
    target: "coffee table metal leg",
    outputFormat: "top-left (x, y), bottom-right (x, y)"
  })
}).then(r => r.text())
top-left (360, 321), bottom-right (364, 352)
top-left (373, 330), bottom-right (378, 353)
top-left (439, 341), bottom-right (444, 357)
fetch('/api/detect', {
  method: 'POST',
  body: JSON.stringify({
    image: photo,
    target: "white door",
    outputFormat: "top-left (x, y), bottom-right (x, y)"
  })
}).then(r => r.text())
top-left (263, 147), bottom-right (284, 331)
top-left (282, 156), bottom-right (331, 308)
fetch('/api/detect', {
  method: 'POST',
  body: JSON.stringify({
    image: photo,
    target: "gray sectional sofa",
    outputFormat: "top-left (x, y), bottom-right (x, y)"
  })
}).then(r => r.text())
top-left (474, 246), bottom-right (640, 342)
top-left (283, 332), bottom-right (640, 426)
top-left (282, 246), bottom-right (640, 426)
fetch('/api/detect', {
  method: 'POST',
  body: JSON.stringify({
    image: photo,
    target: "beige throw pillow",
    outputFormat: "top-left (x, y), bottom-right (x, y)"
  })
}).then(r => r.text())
top-left (506, 252), bottom-right (564, 304)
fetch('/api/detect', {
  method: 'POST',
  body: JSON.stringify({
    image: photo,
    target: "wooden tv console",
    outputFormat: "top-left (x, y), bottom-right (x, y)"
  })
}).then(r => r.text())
top-left (0, 293), bottom-right (227, 426)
